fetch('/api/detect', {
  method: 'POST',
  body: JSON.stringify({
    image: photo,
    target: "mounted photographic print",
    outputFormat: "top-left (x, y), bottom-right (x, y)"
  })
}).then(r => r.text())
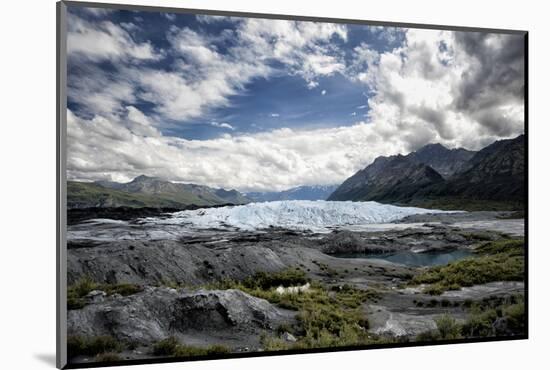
top-left (56, 1), bottom-right (528, 368)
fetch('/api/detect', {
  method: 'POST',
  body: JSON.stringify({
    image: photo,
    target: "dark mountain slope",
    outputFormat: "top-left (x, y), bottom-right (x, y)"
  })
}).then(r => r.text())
top-left (327, 155), bottom-right (445, 202)
top-left (328, 135), bottom-right (525, 208)
top-left (420, 135), bottom-right (525, 202)
top-left (407, 143), bottom-right (475, 178)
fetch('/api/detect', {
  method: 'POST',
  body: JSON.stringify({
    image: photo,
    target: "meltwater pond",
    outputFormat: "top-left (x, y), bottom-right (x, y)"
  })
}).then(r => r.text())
top-left (333, 249), bottom-right (473, 267)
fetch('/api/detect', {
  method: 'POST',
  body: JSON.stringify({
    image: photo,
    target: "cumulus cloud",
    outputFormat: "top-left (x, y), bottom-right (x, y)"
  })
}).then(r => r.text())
top-left (67, 12), bottom-right (348, 123)
top-left (351, 29), bottom-right (524, 151)
top-left (66, 11), bottom-right (525, 190)
top-left (67, 15), bottom-right (161, 62)
top-left (68, 109), bottom-right (403, 191)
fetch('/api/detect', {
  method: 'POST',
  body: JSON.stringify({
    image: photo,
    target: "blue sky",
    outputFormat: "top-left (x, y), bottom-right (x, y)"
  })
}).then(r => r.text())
top-left (65, 5), bottom-right (524, 191)
top-left (67, 7), bottom-right (403, 140)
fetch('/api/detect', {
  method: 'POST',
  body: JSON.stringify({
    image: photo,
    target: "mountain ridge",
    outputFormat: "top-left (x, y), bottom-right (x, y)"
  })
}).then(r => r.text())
top-left (68, 175), bottom-right (251, 209)
top-left (328, 135), bottom-right (525, 208)
top-left (246, 184), bottom-right (339, 202)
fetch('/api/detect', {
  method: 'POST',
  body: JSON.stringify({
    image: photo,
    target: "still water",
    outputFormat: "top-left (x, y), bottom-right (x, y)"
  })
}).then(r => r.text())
top-left (333, 249), bottom-right (473, 267)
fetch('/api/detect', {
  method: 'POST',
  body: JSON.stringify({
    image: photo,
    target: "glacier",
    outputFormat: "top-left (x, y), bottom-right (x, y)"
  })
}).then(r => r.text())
top-left (153, 200), bottom-right (456, 232)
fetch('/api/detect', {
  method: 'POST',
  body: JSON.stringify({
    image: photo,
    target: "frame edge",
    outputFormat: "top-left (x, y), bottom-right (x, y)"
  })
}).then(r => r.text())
top-left (57, 1), bottom-right (68, 369)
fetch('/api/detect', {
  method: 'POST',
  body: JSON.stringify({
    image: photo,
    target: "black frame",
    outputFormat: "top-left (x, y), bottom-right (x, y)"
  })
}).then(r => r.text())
top-left (56, 1), bottom-right (529, 369)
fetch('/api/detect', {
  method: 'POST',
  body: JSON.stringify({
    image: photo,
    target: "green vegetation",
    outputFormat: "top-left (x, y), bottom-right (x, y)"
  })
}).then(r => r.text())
top-left (67, 276), bottom-right (143, 309)
top-left (67, 335), bottom-right (122, 358)
top-left (311, 260), bottom-right (339, 278)
top-left (462, 296), bottom-right (525, 337)
top-left (95, 353), bottom-right (122, 362)
top-left (67, 181), bottom-right (212, 208)
top-left (434, 314), bottom-right (462, 340)
top-left (241, 268), bottom-right (309, 290)
top-left (416, 297), bottom-right (525, 341)
top-left (202, 269), bottom-right (383, 350)
top-left (152, 337), bottom-right (229, 357)
top-left (410, 239), bottom-right (524, 295)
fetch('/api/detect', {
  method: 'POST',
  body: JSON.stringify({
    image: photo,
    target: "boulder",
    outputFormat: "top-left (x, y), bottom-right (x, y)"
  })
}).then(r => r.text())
top-left (68, 287), bottom-right (294, 346)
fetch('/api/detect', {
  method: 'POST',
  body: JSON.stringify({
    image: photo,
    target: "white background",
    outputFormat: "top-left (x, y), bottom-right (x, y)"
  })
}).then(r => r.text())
top-left (0, 0), bottom-right (547, 369)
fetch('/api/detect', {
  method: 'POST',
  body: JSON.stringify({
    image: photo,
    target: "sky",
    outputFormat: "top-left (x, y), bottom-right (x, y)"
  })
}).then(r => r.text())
top-left (66, 5), bottom-right (525, 192)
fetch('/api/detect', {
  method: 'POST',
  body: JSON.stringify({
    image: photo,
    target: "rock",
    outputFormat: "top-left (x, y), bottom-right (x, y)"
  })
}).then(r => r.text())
top-left (68, 287), bottom-right (295, 346)
top-left (281, 332), bottom-right (297, 342)
top-left (85, 290), bottom-right (106, 303)
top-left (321, 230), bottom-right (365, 254)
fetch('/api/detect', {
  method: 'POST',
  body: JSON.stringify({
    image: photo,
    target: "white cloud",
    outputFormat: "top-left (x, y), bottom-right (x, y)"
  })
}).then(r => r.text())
top-left (211, 122), bottom-right (235, 130)
top-left (195, 14), bottom-right (237, 24)
top-left (67, 16), bottom-right (161, 62)
top-left (67, 13), bottom-right (349, 125)
top-left (163, 13), bottom-right (176, 21)
top-left (68, 109), bottom-right (406, 191)
top-left (349, 29), bottom-right (524, 151)
top-left (66, 15), bottom-right (524, 190)
top-left (270, 113), bottom-right (280, 117)
top-left (307, 81), bottom-right (319, 89)
top-left (81, 7), bottom-right (114, 17)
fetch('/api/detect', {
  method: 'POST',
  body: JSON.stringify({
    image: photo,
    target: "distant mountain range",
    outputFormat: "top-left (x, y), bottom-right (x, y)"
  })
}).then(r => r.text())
top-left (67, 175), bottom-right (251, 209)
top-left (68, 135), bottom-right (525, 210)
top-left (328, 135), bottom-right (525, 209)
top-left (246, 185), bottom-right (339, 202)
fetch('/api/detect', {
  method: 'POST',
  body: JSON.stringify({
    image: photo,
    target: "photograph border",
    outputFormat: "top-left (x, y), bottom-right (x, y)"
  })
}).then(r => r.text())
top-left (56, 1), bottom-right (528, 369)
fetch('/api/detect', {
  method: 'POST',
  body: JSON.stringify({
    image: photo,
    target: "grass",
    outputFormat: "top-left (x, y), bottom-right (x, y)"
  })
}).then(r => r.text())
top-left (462, 296), bottom-right (525, 337)
top-left (152, 337), bottom-right (229, 357)
top-left (67, 276), bottom-right (144, 309)
top-left (67, 335), bottom-right (122, 358)
top-left (202, 269), bottom-right (383, 350)
top-left (410, 239), bottom-right (524, 295)
top-left (415, 296), bottom-right (525, 341)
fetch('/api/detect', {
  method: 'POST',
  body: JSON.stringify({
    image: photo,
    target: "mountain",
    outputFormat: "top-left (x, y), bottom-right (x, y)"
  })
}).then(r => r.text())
top-left (327, 155), bottom-right (445, 202)
top-left (246, 185), bottom-right (339, 202)
top-left (328, 135), bottom-right (525, 208)
top-left (68, 175), bottom-right (251, 209)
top-left (420, 135), bottom-right (525, 202)
top-left (406, 143), bottom-right (475, 178)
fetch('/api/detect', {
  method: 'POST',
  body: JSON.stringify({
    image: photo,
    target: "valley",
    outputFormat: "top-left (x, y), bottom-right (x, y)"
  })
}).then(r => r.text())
top-left (65, 135), bottom-right (526, 365)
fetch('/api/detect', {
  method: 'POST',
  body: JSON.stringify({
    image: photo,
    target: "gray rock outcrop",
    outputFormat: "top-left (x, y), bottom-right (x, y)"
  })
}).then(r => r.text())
top-left (68, 287), bottom-right (294, 346)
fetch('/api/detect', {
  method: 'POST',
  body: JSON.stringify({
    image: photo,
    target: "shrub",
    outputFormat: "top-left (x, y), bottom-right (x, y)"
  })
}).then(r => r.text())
top-left (461, 309), bottom-right (498, 337)
top-left (415, 330), bottom-right (440, 342)
top-left (200, 270), bottom-right (384, 349)
top-left (152, 337), bottom-right (179, 356)
top-left (462, 297), bottom-right (525, 338)
top-left (67, 277), bottom-right (143, 310)
top-left (435, 315), bottom-right (462, 340)
top-left (411, 238), bottom-right (524, 295)
top-left (152, 337), bottom-right (229, 357)
top-left (95, 353), bottom-right (122, 362)
top-left (503, 302), bottom-right (525, 334)
top-left (67, 335), bottom-right (122, 358)
top-left (243, 268), bottom-right (309, 290)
